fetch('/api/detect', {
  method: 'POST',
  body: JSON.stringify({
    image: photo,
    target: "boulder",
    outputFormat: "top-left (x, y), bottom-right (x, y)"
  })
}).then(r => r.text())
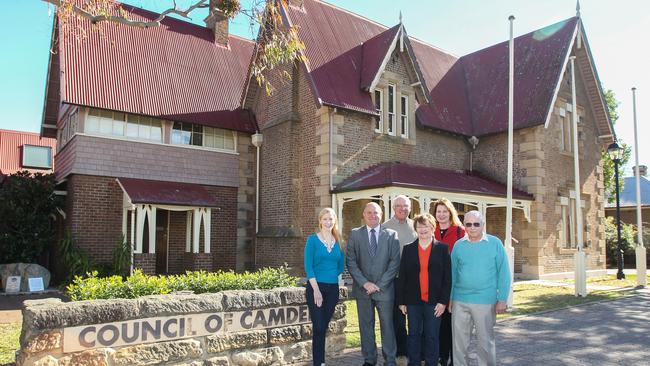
top-left (0, 263), bottom-right (51, 292)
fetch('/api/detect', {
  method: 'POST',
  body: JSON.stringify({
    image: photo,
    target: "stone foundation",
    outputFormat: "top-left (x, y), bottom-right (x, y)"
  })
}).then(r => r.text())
top-left (17, 287), bottom-right (348, 365)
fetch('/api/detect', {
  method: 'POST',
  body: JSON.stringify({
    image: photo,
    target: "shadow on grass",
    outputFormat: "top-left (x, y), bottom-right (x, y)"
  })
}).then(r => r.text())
top-left (0, 322), bottom-right (20, 366)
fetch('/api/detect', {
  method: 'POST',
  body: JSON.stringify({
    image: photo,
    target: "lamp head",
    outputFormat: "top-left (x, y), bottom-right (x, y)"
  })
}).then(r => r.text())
top-left (607, 142), bottom-right (623, 162)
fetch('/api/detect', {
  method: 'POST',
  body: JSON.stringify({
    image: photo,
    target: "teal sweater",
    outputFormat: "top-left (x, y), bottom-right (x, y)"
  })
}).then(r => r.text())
top-left (451, 234), bottom-right (511, 304)
top-left (304, 234), bottom-right (345, 284)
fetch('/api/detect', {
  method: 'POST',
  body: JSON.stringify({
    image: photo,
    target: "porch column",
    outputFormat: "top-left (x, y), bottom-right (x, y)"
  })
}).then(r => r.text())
top-left (192, 208), bottom-right (201, 253)
top-left (135, 205), bottom-right (146, 253)
top-left (122, 208), bottom-right (128, 241)
top-left (382, 194), bottom-right (390, 222)
top-left (203, 208), bottom-right (212, 254)
top-left (477, 203), bottom-right (487, 231)
top-left (336, 195), bottom-right (344, 233)
top-left (148, 206), bottom-right (157, 254)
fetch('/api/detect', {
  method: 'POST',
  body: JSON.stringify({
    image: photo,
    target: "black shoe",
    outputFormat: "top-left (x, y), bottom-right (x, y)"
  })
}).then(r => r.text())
top-left (362, 363), bottom-right (375, 366)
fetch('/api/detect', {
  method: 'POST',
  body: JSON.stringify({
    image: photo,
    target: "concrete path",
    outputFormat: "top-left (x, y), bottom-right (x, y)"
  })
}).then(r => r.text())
top-left (332, 288), bottom-right (650, 366)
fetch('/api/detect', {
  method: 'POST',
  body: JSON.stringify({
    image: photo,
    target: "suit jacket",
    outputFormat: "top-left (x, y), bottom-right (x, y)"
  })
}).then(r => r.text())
top-left (346, 225), bottom-right (401, 301)
top-left (396, 239), bottom-right (451, 306)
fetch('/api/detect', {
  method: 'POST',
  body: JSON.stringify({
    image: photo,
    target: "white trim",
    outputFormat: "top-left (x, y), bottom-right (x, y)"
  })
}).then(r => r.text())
top-left (186, 212), bottom-right (192, 253)
top-left (74, 132), bottom-right (240, 155)
top-left (368, 27), bottom-right (402, 92)
top-left (544, 24), bottom-right (579, 129)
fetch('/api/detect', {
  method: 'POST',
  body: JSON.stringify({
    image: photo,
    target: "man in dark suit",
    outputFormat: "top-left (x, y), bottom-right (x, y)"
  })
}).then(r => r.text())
top-left (347, 202), bottom-right (401, 366)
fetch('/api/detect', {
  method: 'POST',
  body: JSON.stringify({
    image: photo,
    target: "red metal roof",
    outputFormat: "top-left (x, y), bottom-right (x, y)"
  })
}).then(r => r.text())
top-left (360, 24), bottom-right (400, 90)
top-left (0, 129), bottom-right (57, 175)
top-left (285, 1), bottom-right (579, 137)
top-left (333, 162), bottom-right (533, 200)
top-left (53, 5), bottom-right (256, 133)
top-left (117, 177), bottom-right (218, 207)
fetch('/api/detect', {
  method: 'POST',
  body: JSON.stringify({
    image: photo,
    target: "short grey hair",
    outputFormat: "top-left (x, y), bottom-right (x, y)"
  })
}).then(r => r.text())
top-left (463, 210), bottom-right (485, 225)
top-left (392, 195), bottom-right (411, 209)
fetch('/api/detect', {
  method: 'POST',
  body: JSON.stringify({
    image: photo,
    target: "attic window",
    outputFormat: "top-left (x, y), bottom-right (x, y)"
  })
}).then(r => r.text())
top-left (22, 145), bottom-right (52, 169)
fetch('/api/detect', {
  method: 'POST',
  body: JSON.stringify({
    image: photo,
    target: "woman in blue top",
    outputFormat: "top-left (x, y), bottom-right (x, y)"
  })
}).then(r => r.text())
top-left (304, 207), bottom-right (345, 366)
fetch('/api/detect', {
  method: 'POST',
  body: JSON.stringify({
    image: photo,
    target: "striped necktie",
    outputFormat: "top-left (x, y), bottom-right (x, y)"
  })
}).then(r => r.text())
top-left (369, 228), bottom-right (378, 257)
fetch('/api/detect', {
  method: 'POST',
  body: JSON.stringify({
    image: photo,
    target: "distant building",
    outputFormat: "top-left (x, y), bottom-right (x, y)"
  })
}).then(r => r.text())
top-left (605, 165), bottom-right (650, 227)
top-left (0, 129), bottom-right (56, 175)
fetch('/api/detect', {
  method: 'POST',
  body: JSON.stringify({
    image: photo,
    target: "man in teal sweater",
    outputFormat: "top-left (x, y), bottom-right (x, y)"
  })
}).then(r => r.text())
top-left (449, 210), bottom-right (511, 366)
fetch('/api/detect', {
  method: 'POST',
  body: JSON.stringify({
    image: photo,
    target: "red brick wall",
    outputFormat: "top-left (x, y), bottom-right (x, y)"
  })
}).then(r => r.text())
top-left (134, 253), bottom-right (156, 275)
top-left (168, 210), bottom-right (188, 274)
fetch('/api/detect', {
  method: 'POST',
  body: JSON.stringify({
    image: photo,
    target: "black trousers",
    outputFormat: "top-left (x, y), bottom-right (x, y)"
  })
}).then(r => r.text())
top-left (306, 282), bottom-right (339, 366)
top-left (439, 308), bottom-right (453, 365)
top-left (393, 284), bottom-right (408, 356)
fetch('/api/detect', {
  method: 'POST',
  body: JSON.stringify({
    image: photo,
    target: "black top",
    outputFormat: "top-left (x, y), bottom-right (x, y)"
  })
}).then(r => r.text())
top-left (396, 239), bottom-right (451, 306)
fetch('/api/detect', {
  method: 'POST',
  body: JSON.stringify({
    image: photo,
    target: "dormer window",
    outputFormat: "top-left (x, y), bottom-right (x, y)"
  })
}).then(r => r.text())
top-left (374, 89), bottom-right (383, 133)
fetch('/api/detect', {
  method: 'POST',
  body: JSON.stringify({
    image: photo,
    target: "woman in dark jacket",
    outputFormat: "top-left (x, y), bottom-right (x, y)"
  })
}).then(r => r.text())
top-left (397, 213), bottom-right (451, 366)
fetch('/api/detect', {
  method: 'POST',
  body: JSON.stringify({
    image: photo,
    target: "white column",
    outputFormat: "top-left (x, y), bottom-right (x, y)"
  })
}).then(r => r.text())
top-left (337, 196), bottom-right (345, 233)
top-left (382, 194), bottom-right (390, 223)
top-left (506, 15), bottom-right (516, 309)
top-left (122, 208), bottom-right (128, 240)
top-left (130, 209), bottom-right (136, 252)
top-left (203, 208), bottom-right (212, 254)
top-left (418, 197), bottom-right (426, 215)
top-left (135, 205), bottom-right (146, 253)
top-left (148, 206), bottom-right (157, 254)
top-left (193, 208), bottom-right (201, 253)
top-left (186, 211), bottom-right (192, 252)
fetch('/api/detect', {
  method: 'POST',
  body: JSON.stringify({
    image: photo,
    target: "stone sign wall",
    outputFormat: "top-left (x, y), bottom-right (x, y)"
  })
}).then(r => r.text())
top-left (17, 287), bottom-right (347, 365)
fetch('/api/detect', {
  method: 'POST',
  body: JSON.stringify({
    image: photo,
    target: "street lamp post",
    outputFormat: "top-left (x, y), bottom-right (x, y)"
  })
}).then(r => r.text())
top-left (608, 142), bottom-right (626, 280)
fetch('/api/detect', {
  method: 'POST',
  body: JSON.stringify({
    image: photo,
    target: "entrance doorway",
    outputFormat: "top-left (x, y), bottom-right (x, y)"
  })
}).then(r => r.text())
top-left (155, 210), bottom-right (169, 274)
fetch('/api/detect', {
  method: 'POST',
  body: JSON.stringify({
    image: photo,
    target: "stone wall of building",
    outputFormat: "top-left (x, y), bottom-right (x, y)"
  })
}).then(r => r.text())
top-left (17, 287), bottom-right (348, 366)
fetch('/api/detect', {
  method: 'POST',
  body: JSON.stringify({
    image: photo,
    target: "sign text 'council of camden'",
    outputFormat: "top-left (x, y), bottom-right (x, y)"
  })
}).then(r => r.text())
top-left (62, 305), bottom-right (310, 353)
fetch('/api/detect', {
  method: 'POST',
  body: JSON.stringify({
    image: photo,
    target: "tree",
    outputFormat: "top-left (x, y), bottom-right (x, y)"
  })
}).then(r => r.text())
top-left (602, 89), bottom-right (632, 203)
top-left (0, 171), bottom-right (64, 263)
top-left (44, 0), bottom-right (305, 94)
top-left (604, 216), bottom-right (635, 266)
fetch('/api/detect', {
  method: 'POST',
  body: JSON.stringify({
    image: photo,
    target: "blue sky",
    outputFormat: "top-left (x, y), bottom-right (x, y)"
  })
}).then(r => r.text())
top-left (1, 0), bottom-right (648, 174)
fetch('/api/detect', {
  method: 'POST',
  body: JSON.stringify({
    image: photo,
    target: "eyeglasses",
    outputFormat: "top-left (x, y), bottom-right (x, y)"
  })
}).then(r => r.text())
top-left (465, 222), bottom-right (482, 227)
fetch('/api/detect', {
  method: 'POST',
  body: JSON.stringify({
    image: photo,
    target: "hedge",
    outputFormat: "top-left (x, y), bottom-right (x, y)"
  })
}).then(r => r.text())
top-left (66, 265), bottom-right (299, 301)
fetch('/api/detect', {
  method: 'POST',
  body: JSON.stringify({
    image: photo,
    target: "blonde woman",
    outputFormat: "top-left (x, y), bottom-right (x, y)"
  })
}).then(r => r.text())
top-left (304, 207), bottom-right (345, 366)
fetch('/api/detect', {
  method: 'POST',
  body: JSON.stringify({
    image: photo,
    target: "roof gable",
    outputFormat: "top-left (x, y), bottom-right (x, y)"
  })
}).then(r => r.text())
top-left (52, 5), bottom-right (257, 133)
top-left (360, 24), bottom-right (400, 90)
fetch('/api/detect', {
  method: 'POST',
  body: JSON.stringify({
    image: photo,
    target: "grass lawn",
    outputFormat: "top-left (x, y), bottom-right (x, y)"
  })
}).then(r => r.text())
top-left (584, 274), bottom-right (650, 288)
top-left (343, 282), bottom-right (631, 347)
top-left (0, 322), bottom-right (20, 366)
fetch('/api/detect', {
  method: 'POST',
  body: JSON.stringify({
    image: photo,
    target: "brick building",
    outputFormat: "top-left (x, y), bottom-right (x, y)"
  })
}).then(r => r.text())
top-left (43, 0), bottom-right (613, 279)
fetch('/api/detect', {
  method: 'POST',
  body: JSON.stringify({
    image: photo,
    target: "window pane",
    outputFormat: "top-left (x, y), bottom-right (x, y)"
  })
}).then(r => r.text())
top-left (99, 118), bottom-right (112, 134)
top-left (192, 132), bottom-right (202, 146)
top-left (112, 120), bottom-right (125, 136)
top-left (22, 145), bottom-right (52, 168)
top-left (88, 109), bottom-right (101, 117)
top-left (401, 96), bottom-right (407, 115)
top-left (224, 132), bottom-right (235, 150)
top-left (375, 90), bottom-right (381, 111)
top-left (182, 123), bottom-right (192, 132)
top-left (101, 110), bottom-right (112, 119)
top-left (139, 124), bottom-right (151, 140)
top-left (388, 85), bottom-right (395, 113)
top-left (126, 122), bottom-right (139, 138)
top-left (114, 112), bottom-right (126, 122)
top-left (86, 115), bottom-right (99, 133)
top-left (150, 124), bottom-right (162, 141)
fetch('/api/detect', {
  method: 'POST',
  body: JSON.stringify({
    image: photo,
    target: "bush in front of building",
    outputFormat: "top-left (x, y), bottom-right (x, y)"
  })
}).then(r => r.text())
top-left (0, 171), bottom-right (63, 264)
top-left (66, 265), bottom-right (299, 301)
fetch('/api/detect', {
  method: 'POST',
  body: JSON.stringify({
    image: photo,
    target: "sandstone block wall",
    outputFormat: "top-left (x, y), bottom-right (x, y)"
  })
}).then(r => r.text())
top-left (18, 287), bottom-right (348, 366)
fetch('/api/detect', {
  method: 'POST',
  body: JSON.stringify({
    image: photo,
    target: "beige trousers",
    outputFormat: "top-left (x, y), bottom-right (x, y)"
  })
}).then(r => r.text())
top-left (451, 301), bottom-right (497, 366)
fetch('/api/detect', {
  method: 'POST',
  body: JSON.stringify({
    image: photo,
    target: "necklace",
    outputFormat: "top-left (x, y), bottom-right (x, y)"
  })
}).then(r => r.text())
top-left (318, 232), bottom-right (335, 252)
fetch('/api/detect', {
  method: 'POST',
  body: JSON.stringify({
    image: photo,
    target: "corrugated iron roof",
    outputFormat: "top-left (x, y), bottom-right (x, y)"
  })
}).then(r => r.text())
top-left (333, 162), bottom-right (533, 200)
top-left (285, 1), bottom-right (580, 137)
top-left (117, 177), bottom-right (219, 207)
top-left (359, 24), bottom-right (400, 90)
top-left (0, 129), bottom-right (57, 175)
top-left (54, 5), bottom-right (256, 133)
top-left (605, 176), bottom-right (650, 208)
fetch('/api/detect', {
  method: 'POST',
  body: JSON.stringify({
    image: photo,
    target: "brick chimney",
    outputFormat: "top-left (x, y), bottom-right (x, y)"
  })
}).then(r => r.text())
top-left (634, 165), bottom-right (647, 177)
top-left (204, 0), bottom-right (229, 46)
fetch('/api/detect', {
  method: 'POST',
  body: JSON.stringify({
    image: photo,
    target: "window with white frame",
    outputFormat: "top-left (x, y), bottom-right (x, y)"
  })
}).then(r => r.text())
top-left (400, 95), bottom-right (408, 138)
top-left (85, 109), bottom-right (162, 142)
top-left (171, 122), bottom-right (236, 151)
top-left (22, 145), bottom-right (52, 169)
top-left (559, 107), bottom-right (573, 153)
top-left (374, 89), bottom-right (383, 133)
top-left (387, 84), bottom-right (396, 135)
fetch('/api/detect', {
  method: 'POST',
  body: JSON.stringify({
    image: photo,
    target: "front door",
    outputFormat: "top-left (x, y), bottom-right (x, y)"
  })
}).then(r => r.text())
top-left (155, 210), bottom-right (169, 274)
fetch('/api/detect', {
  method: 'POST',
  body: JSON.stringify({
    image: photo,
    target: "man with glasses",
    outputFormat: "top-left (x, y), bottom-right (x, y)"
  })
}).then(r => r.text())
top-left (449, 210), bottom-right (510, 366)
top-left (383, 195), bottom-right (417, 361)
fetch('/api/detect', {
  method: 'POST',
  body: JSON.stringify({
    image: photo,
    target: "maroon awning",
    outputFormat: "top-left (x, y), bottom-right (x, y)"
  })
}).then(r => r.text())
top-left (333, 162), bottom-right (533, 200)
top-left (117, 178), bottom-right (219, 207)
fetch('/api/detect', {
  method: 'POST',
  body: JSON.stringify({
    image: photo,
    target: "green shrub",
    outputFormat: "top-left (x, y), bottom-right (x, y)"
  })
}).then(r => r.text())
top-left (605, 216), bottom-right (636, 265)
top-left (66, 265), bottom-right (299, 301)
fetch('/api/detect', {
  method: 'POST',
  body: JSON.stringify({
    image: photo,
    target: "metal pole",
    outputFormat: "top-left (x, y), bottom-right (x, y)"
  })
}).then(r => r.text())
top-left (570, 56), bottom-right (587, 296)
top-left (615, 159), bottom-right (626, 279)
top-left (632, 87), bottom-right (647, 286)
top-left (505, 15), bottom-right (516, 309)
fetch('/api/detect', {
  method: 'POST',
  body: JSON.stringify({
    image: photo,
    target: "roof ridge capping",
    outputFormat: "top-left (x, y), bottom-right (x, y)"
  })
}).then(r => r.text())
top-left (315, 0), bottom-right (458, 58)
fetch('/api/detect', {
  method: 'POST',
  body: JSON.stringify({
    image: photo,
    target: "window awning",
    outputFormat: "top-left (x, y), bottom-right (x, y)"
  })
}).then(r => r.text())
top-left (333, 162), bottom-right (533, 200)
top-left (116, 178), bottom-right (219, 207)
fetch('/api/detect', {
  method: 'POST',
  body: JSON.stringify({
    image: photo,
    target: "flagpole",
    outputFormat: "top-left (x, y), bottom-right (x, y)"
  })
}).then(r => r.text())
top-left (632, 87), bottom-right (647, 287)
top-left (570, 54), bottom-right (587, 296)
top-left (506, 15), bottom-right (515, 309)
